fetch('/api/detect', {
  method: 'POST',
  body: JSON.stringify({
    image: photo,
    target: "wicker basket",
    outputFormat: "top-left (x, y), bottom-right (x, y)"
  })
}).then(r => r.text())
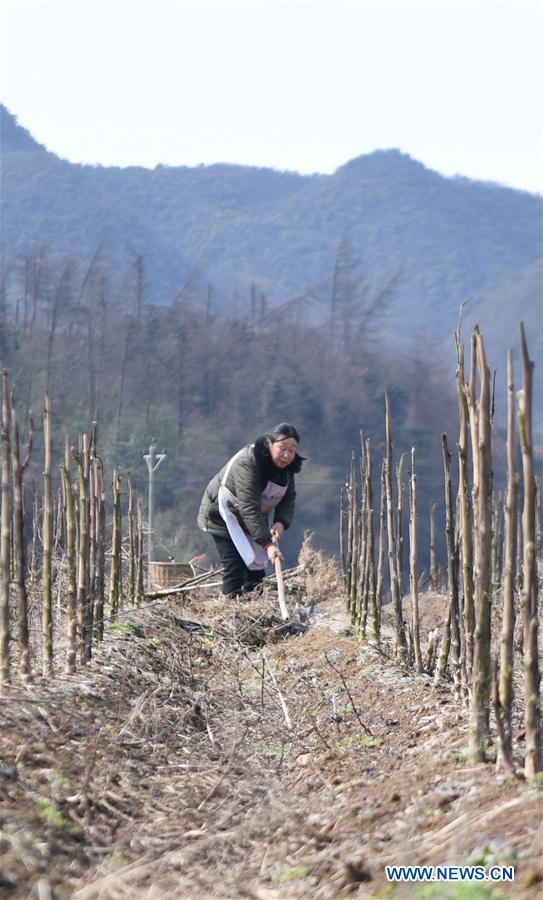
top-left (149, 561), bottom-right (194, 589)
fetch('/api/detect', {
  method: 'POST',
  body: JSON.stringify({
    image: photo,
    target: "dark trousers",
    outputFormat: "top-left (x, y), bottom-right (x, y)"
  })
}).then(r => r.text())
top-left (211, 534), bottom-right (266, 597)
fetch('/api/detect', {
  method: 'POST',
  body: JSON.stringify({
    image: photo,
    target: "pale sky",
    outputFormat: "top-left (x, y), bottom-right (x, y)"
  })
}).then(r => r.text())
top-left (1, 0), bottom-right (542, 194)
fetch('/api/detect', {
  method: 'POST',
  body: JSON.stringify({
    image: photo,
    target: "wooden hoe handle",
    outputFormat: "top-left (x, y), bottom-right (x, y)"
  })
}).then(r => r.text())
top-left (272, 534), bottom-right (289, 621)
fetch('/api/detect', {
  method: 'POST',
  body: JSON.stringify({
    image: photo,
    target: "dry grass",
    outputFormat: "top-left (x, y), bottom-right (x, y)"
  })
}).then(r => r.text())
top-left (1, 561), bottom-right (542, 898)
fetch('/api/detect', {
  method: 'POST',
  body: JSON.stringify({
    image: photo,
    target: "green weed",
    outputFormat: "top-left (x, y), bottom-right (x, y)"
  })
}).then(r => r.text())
top-left (279, 863), bottom-right (313, 883)
top-left (35, 798), bottom-right (83, 837)
top-left (447, 750), bottom-right (467, 765)
top-left (463, 845), bottom-right (516, 868)
top-left (412, 885), bottom-right (505, 900)
top-left (373, 887), bottom-right (395, 899)
top-left (528, 771), bottom-right (543, 790)
top-left (249, 822), bottom-right (270, 835)
top-left (248, 816), bottom-right (285, 836)
top-left (340, 734), bottom-right (384, 749)
top-left (49, 770), bottom-right (72, 789)
top-left (110, 620), bottom-right (145, 638)
top-left (483, 740), bottom-right (497, 762)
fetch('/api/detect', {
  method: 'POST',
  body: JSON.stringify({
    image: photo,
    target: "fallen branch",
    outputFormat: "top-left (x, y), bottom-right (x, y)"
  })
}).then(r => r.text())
top-left (145, 568), bottom-right (222, 598)
top-left (263, 651), bottom-right (292, 729)
top-left (325, 652), bottom-right (373, 735)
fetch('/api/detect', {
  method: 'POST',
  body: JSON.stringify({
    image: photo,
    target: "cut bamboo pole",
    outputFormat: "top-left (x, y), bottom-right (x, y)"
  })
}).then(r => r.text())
top-left (10, 392), bottom-right (33, 681)
top-left (357, 434), bottom-right (368, 632)
top-left (384, 389), bottom-right (407, 659)
top-left (347, 449), bottom-right (358, 621)
top-left (376, 458), bottom-right (386, 621)
top-left (429, 501), bottom-right (439, 590)
top-left (42, 392), bottom-right (53, 677)
top-left (497, 350), bottom-right (517, 771)
top-left (88, 428), bottom-right (97, 601)
top-left (135, 499), bottom-right (145, 605)
top-left (30, 487), bottom-right (39, 585)
top-left (518, 322), bottom-right (542, 779)
top-left (128, 477), bottom-right (136, 602)
top-left (396, 452), bottom-right (405, 595)
top-left (60, 436), bottom-right (77, 674)
top-left (469, 329), bottom-right (493, 762)
top-left (409, 447), bottom-right (422, 673)
top-left (441, 433), bottom-right (464, 697)
top-left (339, 486), bottom-right (347, 586)
top-left (0, 370), bottom-right (12, 687)
top-left (455, 334), bottom-right (475, 680)
top-left (365, 438), bottom-right (378, 643)
top-left (491, 493), bottom-right (503, 594)
top-left (93, 456), bottom-right (106, 640)
top-left (75, 433), bottom-right (90, 663)
top-left (109, 468), bottom-right (122, 616)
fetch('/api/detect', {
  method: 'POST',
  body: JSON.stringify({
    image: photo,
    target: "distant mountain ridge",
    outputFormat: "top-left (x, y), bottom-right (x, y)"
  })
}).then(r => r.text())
top-left (1, 104), bottom-right (542, 360)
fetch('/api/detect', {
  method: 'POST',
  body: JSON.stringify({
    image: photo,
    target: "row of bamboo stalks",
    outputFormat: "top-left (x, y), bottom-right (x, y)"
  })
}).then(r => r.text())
top-left (340, 324), bottom-right (541, 779)
top-left (0, 370), bottom-right (146, 686)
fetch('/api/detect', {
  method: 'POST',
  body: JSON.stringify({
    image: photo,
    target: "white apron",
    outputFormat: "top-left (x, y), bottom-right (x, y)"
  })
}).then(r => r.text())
top-left (218, 448), bottom-right (288, 570)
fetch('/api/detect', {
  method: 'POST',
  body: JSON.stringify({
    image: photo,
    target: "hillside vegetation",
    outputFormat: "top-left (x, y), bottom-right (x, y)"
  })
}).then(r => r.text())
top-left (2, 104), bottom-right (542, 362)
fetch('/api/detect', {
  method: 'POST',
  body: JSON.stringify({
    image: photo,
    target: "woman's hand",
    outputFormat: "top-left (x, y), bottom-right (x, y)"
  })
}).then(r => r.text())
top-left (266, 544), bottom-right (283, 563)
top-left (271, 522), bottom-right (285, 540)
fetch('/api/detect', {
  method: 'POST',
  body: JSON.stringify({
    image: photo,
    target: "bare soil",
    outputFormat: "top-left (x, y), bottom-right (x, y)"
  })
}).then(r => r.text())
top-left (1, 580), bottom-right (541, 899)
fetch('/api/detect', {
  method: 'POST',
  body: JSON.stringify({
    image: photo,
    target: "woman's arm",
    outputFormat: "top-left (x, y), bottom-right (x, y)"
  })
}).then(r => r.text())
top-left (273, 474), bottom-right (296, 531)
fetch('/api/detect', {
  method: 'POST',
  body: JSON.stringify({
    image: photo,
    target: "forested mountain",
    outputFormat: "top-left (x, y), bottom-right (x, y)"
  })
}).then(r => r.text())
top-left (2, 104), bottom-right (542, 356)
top-left (1, 104), bottom-right (541, 567)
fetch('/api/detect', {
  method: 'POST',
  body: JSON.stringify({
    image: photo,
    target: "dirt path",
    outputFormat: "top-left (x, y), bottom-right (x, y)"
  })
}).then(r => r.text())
top-left (1, 588), bottom-right (541, 899)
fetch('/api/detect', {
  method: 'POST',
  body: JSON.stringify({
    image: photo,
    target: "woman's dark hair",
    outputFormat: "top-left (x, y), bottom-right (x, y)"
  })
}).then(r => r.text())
top-left (258, 423), bottom-right (304, 473)
top-left (254, 423), bottom-right (304, 472)
top-left (268, 423), bottom-right (300, 444)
